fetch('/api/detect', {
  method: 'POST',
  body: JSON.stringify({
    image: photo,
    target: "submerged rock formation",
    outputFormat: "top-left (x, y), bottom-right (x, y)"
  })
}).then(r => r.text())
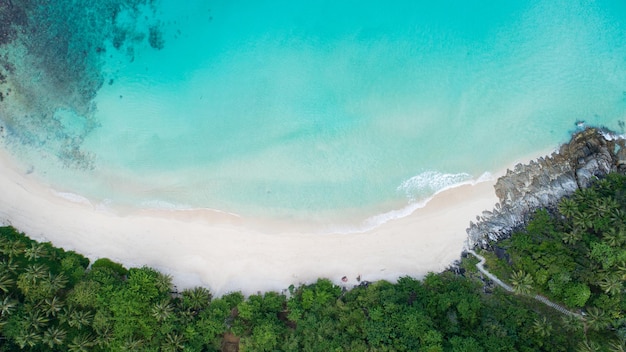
top-left (0, 0), bottom-right (164, 169)
top-left (467, 127), bottom-right (626, 248)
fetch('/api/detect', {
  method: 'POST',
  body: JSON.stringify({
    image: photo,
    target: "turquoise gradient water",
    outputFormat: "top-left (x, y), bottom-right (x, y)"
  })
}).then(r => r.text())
top-left (4, 0), bottom-right (626, 225)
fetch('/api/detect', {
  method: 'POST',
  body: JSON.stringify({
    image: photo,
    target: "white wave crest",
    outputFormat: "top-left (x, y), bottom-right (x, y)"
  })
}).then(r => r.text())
top-left (52, 191), bottom-right (92, 205)
top-left (600, 129), bottom-right (626, 141)
top-left (140, 200), bottom-right (241, 218)
top-left (327, 171), bottom-right (495, 234)
top-left (397, 171), bottom-right (472, 201)
top-left (141, 199), bottom-right (192, 210)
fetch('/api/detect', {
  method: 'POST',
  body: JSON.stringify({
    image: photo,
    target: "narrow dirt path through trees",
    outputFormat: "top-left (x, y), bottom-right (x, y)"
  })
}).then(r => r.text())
top-left (466, 249), bottom-right (581, 318)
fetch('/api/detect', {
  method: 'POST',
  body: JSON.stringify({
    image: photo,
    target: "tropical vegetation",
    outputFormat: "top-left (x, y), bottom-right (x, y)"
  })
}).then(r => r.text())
top-left (0, 174), bottom-right (624, 351)
top-left (484, 172), bottom-right (626, 350)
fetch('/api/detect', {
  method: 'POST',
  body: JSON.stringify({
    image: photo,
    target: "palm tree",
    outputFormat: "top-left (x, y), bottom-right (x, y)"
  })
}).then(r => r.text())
top-left (0, 258), bottom-right (18, 275)
top-left (123, 337), bottom-right (145, 351)
top-left (182, 286), bottom-right (212, 311)
top-left (603, 198), bottom-right (620, 213)
top-left (482, 320), bottom-right (507, 339)
top-left (510, 270), bottom-right (534, 295)
top-left (59, 305), bottom-right (89, 328)
top-left (617, 261), bottom-right (626, 281)
top-left (14, 329), bottom-right (41, 349)
top-left (0, 236), bottom-right (10, 256)
top-left (591, 198), bottom-right (609, 219)
top-left (584, 307), bottom-right (610, 332)
top-left (573, 211), bottom-right (594, 231)
top-left (603, 227), bottom-right (626, 247)
top-left (598, 274), bottom-right (622, 296)
top-left (152, 300), bottom-right (174, 322)
top-left (155, 272), bottom-right (173, 294)
top-left (68, 334), bottom-right (95, 352)
top-left (5, 241), bottom-right (25, 259)
top-left (68, 309), bottom-right (93, 329)
top-left (177, 308), bottom-right (195, 325)
top-left (48, 272), bottom-right (69, 292)
top-left (608, 339), bottom-right (626, 352)
top-left (44, 296), bottom-right (64, 317)
top-left (24, 242), bottom-right (47, 261)
top-left (23, 310), bottom-right (49, 331)
top-left (0, 273), bottom-right (15, 293)
top-left (95, 324), bottom-right (114, 349)
top-left (59, 305), bottom-right (73, 326)
top-left (23, 263), bottom-right (48, 283)
top-left (531, 316), bottom-right (553, 338)
top-left (562, 231), bottom-right (583, 245)
top-left (42, 326), bottom-right (67, 348)
top-left (46, 247), bottom-right (60, 262)
top-left (558, 198), bottom-right (578, 219)
top-left (163, 332), bottom-right (186, 352)
top-left (562, 314), bottom-right (584, 333)
top-left (574, 188), bottom-right (597, 204)
top-left (0, 296), bottom-right (17, 317)
top-left (610, 208), bottom-right (626, 227)
top-left (577, 340), bottom-right (602, 352)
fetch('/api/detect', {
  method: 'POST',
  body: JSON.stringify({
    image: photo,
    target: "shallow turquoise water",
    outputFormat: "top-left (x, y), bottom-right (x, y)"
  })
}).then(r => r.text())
top-left (2, 0), bottom-right (626, 225)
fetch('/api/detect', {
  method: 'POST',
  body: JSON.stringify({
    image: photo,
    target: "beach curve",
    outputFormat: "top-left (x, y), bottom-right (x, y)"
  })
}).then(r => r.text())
top-left (0, 146), bottom-right (505, 296)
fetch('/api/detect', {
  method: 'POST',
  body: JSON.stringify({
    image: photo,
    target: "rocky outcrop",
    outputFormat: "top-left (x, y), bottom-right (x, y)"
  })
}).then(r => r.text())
top-left (467, 128), bottom-right (626, 248)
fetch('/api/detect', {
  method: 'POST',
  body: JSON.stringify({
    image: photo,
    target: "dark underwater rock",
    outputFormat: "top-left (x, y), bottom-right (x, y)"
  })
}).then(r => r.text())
top-left (0, 0), bottom-right (164, 169)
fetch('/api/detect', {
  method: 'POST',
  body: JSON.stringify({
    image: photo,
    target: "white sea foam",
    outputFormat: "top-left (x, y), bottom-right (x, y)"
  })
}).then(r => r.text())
top-left (141, 199), bottom-right (193, 211)
top-left (52, 191), bottom-right (92, 206)
top-left (476, 172), bottom-right (494, 183)
top-left (95, 199), bottom-right (115, 214)
top-left (329, 171), bottom-right (496, 234)
top-left (140, 200), bottom-right (242, 218)
top-left (397, 171), bottom-right (472, 201)
top-left (600, 129), bottom-right (626, 141)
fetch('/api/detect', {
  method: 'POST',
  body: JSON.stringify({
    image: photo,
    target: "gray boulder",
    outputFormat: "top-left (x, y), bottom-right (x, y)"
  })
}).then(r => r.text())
top-left (467, 128), bottom-right (625, 248)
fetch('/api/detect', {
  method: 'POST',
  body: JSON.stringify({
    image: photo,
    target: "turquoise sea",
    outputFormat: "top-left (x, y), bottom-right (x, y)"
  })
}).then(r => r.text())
top-left (1, 0), bottom-right (625, 227)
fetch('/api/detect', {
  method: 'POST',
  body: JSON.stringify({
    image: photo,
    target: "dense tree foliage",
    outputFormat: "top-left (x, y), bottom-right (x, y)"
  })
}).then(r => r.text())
top-left (0, 175), bottom-right (624, 350)
top-left (485, 173), bottom-right (626, 349)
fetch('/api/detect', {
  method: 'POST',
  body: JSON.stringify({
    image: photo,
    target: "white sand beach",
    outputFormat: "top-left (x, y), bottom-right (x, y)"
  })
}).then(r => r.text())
top-left (0, 147), bottom-right (506, 296)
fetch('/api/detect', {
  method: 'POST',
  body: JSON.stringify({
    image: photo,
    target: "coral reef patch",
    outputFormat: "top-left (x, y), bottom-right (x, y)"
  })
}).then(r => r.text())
top-left (0, 0), bottom-right (164, 168)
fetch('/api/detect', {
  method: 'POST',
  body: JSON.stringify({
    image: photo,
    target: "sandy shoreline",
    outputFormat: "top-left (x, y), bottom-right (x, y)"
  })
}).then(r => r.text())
top-left (0, 146), bottom-right (540, 296)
